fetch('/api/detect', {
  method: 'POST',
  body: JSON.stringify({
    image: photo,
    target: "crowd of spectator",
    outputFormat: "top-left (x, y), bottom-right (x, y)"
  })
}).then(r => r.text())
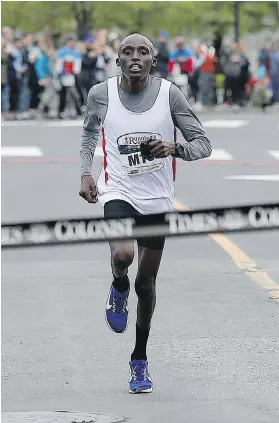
top-left (1, 25), bottom-right (279, 121)
top-left (155, 31), bottom-right (279, 111)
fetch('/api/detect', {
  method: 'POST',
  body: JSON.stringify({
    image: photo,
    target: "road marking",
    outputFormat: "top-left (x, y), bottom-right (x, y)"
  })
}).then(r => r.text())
top-left (2, 119), bottom-right (247, 129)
top-left (1, 121), bottom-right (38, 127)
top-left (1, 146), bottom-right (43, 157)
top-left (174, 199), bottom-right (279, 301)
top-left (225, 174), bottom-right (279, 181)
top-left (44, 120), bottom-right (83, 127)
top-left (204, 149), bottom-right (233, 160)
top-left (210, 234), bottom-right (279, 301)
top-left (269, 150), bottom-right (279, 160)
top-left (203, 120), bottom-right (248, 128)
top-left (1, 119), bottom-right (83, 128)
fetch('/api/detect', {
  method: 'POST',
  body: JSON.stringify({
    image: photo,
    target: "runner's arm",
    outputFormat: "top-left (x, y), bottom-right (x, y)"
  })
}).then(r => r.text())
top-left (169, 84), bottom-right (212, 161)
top-left (80, 83), bottom-right (107, 179)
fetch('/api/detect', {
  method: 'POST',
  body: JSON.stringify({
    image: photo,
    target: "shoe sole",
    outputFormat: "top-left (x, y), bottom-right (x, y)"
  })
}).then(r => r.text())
top-left (104, 288), bottom-right (129, 334)
top-left (129, 387), bottom-right (153, 394)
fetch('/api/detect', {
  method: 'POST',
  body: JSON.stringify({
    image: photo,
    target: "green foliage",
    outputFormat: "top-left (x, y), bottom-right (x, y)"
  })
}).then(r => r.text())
top-left (1, 1), bottom-right (278, 38)
top-left (1, 1), bottom-right (74, 33)
top-left (241, 1), bottom-right (278, 32)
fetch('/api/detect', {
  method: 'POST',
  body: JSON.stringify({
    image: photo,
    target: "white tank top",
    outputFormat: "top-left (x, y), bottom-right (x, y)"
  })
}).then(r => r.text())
top-left (97, 76), bottom-right (176, 214)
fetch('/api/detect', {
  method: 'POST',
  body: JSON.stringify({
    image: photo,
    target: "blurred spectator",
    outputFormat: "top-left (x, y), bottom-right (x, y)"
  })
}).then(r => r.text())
top-left (1, 27), bottom-right (275, 119)
top-left (8, 36), bottom-right (23, 117)
top-left (55, 35), bottom-right (82, 118)
top-left (238, 44), bottom-right (250, 105)
top-left (188, 40), bottom-right (203, 103)
top-left (1, 38), bottom-right (11, 118)
top-left (28, 41), bottom-right (43, 116)
top-left (222, 40), bottom-right (249, 107)
top-left (269, 40), bottom-right (279, 103)
top-left (106, 38), bottom-right (122, 78)
top-left (93, 42), bottom-right (110, 84)
top-left (220, 36), bottom-right (232, 103)
top-left (75, 40), bottom-right (87, 108)
top-left (168, 36), bottom-right (193, 76)
top-left (35, 44), bottom-right (56, 118)
top-left (20, 33), bottom-right (33, 114)
top-left (80, 35), bottom-right (98, 96)
top-left (199, 40), bottom-right (216, 107)
top-left (252, 62), bottom-right (273, 110)
top-left (153, 30), bottom-right (170, 78)
top-left (168, 37), bottom-right (193, 94)
top-left (2, 26), bottom-right (14, 45)
top-left (258, 40), bottom-right (272, 77)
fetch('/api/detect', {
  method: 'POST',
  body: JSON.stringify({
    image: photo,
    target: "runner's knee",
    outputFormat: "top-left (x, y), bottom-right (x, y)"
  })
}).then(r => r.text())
top-left (112, 248), bottom-right (134, 270)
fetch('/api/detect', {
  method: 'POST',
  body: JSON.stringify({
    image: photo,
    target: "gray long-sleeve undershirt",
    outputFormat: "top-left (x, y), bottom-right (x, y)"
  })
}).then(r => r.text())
top-left (80, 75), bottom-right (212, 178)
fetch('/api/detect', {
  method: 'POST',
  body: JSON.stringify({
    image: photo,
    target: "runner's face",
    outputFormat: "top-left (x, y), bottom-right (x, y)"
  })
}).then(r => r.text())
top-left (118, 36), bottom-right (155, 80)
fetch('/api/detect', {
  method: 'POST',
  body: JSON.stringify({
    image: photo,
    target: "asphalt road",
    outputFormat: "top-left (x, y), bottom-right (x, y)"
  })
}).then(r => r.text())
top-left (1, 109), bottom-right (279, 423)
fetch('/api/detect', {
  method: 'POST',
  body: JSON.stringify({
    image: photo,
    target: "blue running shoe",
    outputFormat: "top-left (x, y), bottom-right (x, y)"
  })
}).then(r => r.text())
top-left (129, 360), bottom-right (153, 394)
top-left (105, 285), bottom-right (129, 333)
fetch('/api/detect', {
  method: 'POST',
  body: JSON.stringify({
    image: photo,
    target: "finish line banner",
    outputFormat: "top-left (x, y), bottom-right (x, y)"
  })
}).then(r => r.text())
top-left (2, 203), bottom-right (279, 249)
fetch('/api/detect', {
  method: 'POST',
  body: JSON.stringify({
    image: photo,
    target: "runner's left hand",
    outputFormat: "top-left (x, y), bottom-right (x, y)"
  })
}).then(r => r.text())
top-left (148, 139), bottom-right (175, 158)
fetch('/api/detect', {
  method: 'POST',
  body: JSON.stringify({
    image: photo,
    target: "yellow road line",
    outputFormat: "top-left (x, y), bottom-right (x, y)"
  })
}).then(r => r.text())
top-left (174, 200), bottom-right (279, 301)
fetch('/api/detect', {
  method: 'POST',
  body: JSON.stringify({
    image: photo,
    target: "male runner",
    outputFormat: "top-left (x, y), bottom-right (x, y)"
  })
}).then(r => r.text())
top-left (79, 33), bottom-right (212, 394)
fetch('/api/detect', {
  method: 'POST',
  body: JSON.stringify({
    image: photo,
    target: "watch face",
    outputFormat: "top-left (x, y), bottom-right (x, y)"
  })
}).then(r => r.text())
top-left (175, 144), bottom-right (183, 157)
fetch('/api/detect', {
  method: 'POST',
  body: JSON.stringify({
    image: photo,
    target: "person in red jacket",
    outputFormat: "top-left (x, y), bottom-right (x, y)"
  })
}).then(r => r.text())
top-left (168, 37), bottom-right (193, 76)
top-left (168, 37), bottom-right (193, 95)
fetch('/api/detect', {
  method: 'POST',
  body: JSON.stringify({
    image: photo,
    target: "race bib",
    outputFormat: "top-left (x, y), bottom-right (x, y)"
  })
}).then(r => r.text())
top-left (117, 132), bottom-right (163, 176)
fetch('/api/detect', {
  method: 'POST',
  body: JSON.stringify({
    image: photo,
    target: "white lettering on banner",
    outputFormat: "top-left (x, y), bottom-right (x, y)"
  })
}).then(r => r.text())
top-left (2, 226), bottom-right (24, 245)
top-left (1, 218), bottom-right (135, 246)
top-left (54, 218), bottom-right (135, 242)
top-left (1, 224), bottom-right (52, 245)
top-left (27, 224), bottom-right (53, 242)
top-left (166, 207), bottom-right (279, 234)
top-left (2, 205), bottom-right (279, 248)
top-left (248, 207), bottom-right (279, 228)
top-left (166, 213), bottom-right (219, 233)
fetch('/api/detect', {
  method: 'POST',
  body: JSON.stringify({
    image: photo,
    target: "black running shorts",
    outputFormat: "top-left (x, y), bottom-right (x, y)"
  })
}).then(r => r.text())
top-left (104, 200), bottom-right (165, 251)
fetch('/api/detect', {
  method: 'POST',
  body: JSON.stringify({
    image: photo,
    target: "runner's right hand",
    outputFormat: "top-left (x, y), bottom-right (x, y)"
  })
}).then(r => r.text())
top-left (79, 175), bottom-right (98, 204)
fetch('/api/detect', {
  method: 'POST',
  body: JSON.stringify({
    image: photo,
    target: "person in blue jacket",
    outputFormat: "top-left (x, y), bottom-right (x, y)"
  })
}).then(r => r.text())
top-left (35, 47), bottom-right (52, 81)
top-left (35, 45), bottom-right (56, 118)
top-left (169, 37), bottom-right (192, 75)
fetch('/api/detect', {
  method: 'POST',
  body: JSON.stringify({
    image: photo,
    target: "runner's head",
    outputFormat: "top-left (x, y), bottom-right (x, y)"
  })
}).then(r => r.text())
top-left (117, 33), bottom-right (156, 81)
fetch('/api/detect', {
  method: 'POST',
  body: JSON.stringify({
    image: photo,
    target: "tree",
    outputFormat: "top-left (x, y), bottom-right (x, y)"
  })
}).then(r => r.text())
top-left (1, 1), bottom-right (278, 40)
top-left (1, 1), bottom-right (74, 34)
top-left (71, 1), bottom-right (95, 39)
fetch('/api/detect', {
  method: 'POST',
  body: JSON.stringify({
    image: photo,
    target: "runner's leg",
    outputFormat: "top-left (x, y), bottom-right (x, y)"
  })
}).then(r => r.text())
top-left (131, 244), bottom-right (164, 360)
top-left (104, 200), bottom-right (136, 333)
top-left (129, 238), bottom-right (164, 394)
top-left (105, 200), bottom-right (136, 282)
top-left (109, 240), bottom-right (134, 280)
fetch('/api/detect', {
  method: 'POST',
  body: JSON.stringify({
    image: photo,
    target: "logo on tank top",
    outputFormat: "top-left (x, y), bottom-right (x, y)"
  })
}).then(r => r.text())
top-left (117, 132), bottom-right (163, 176)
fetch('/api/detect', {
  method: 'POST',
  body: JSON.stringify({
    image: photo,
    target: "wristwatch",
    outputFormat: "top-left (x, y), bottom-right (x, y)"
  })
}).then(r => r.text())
top-left (172, 143), bottom-right (184, 158)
